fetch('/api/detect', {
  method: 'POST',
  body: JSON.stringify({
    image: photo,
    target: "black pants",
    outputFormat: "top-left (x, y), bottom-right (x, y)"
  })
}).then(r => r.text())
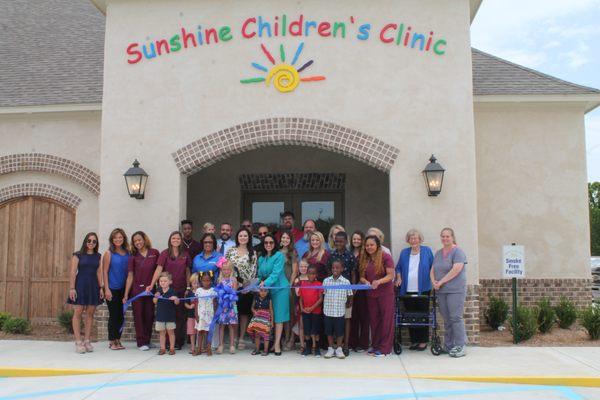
top-left (107, 288), bottom-right (125, 341)
top-left (404, 291), bottom-right (430, 344)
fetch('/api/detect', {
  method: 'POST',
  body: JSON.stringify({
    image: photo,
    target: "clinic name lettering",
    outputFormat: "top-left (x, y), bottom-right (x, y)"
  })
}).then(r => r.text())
top-left (126, 14), bottom-right (448, 65)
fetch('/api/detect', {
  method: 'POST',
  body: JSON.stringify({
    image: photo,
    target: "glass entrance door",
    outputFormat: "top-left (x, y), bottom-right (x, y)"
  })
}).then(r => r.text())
top-left (242, 192), bottom-right (344, 234)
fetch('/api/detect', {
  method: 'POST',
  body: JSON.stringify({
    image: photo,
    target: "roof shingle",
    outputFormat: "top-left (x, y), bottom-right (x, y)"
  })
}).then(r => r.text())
top-left (0, 1), bottom-right (598, 107)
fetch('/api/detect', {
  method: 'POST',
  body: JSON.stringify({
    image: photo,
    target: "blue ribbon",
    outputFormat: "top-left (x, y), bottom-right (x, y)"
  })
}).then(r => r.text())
top-left (207, 283), bottom-right (238, 342)
top-left (120, 283), bottom-right (372, 335)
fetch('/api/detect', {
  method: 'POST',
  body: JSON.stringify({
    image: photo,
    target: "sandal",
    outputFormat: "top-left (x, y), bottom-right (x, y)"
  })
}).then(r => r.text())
top-left (230, 346), bottom-right (236, 354)
top-left (116, 340), bottom-right (125, 350)
top-left (216, 345), bottom-right (223, 354)
top-left (237, 341), bottom-right (246, 350)
top-left (75, 341), bottom-right (86, 354)
top-left (109, 342), bottom-right (120, 351)
top-left (83, 340), bottom-right (94, 353)
top-left (158, 349), bottom-right (166, 355)
top-left (168, 349), bottom-right (176, 355)
top-left (251, 349), bottom-right (261, 355)
top-left (261, 350), bottom-right (268, 356)
top-left (207, 348), bottom-right (213, 357)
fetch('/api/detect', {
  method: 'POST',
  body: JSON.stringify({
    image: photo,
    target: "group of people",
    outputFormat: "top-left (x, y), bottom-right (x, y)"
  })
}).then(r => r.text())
top-left (67, 211), bottom-right (468, 358)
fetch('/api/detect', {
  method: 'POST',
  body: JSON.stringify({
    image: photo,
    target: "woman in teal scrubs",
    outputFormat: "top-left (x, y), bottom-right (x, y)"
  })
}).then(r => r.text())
top-left (258, 233), bottom-right (290, 355)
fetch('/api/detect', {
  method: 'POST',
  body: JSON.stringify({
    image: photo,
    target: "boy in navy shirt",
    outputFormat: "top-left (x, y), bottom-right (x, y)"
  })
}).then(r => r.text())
top-left (153, 272), bottom-right (180, 355)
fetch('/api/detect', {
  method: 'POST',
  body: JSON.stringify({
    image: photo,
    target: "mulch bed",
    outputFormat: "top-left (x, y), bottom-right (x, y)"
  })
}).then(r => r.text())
top-left (479, 323), bottom-right (600, 347)
top-left (0, 323), bottom-right (97, 342)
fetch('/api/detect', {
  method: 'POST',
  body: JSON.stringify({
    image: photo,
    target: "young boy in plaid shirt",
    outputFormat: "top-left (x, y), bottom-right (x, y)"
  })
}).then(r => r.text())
top-left (323, 260), bottom-right (353, 359)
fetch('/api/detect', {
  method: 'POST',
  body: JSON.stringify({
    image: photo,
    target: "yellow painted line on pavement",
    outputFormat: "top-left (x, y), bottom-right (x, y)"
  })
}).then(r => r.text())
top-left (2, 366), bottom-right (600, 388)
top-left (412, 375), bottom-right (600, 388)
top-left (0, 366), bottom-right (113, 377)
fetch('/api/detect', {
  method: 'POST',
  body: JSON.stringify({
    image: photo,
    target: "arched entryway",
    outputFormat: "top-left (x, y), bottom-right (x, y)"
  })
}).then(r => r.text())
top-left (186, 145), bottom-right (391, 241)
top-left (0, 196), bottom-right (75, 322)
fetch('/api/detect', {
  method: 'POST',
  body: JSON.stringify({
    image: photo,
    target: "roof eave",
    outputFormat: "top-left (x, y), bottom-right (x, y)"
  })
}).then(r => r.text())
top-left (474, 94), bottom-right (600, 113)
top-left (90, 0), bottom-right (106, 14)
top-left (0, 103), bottom-right (102, 114)
top-left (470, 0), bottom-right (483, 23)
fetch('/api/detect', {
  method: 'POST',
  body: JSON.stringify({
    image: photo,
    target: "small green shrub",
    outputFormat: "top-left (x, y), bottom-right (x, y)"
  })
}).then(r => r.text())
top-left (555, 297), bottom-right (577, 329)
top-left (509, 306), bottom-right (538, 343)
top-left (58, 310), bottom-right (75, 333)
top-left (579, 304), bottom-right (600, 340)
top-left (0, 312), bottom-right (10, 330)
top-left (485, 296), bottom-right (509, 330)
top-left (2, 317), bottom-right (31, 334)
top-left (537, 298), bottom-right (556, 333)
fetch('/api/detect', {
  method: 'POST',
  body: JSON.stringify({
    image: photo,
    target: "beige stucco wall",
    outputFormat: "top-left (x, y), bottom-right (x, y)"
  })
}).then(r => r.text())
top-left (0, 111), bottom-right (102, 172)
top-left (99, 0), bottom-right (479, 282)
top-left (0, 111), bottom-right (101, 249)
top-left (474, 102), bottom-right (591, 279)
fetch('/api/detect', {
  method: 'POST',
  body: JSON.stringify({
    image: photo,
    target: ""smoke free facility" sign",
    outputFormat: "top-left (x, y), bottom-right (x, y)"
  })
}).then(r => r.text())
top-left (503, 245), bottom-right (525, 278)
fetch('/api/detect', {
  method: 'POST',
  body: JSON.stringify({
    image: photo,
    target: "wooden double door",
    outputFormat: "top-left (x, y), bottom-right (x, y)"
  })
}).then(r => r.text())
top-left (0, 197), bottom-right (75, 322)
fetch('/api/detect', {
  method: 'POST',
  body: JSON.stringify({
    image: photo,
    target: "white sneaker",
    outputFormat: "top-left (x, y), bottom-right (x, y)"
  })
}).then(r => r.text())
top-left (324, 347), bottom-right (335, 359)
top-left (335, 347), bottom-right (345, 359)
top-left (450, 346), bottom-right (466, 358)
top-left (138, 345), bottom-right (150, 351)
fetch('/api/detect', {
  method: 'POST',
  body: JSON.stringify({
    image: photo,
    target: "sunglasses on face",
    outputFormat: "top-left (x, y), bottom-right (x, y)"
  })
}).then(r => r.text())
top-left (258, 232), bottom-right (268, 236)
top-left (87, 239), bottom-right (97, 244)
top-left (242, 224), bottom-right (252, 228)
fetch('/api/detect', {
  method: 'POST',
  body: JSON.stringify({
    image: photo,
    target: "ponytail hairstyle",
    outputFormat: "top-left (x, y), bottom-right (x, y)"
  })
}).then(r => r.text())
top-left (441, 227), bottom-right (457, 245)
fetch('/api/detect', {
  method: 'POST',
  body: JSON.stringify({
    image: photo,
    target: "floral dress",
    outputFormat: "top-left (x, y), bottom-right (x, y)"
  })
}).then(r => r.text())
top-left (195, 287), bottom-right (215, 332)
top-left (217, 277), bottom-right (238, 325)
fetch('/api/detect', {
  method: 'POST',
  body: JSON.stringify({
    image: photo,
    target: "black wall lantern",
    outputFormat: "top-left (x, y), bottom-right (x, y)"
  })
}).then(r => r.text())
top-left (422, 154), bottom-right (445, 196)
top-left (124, 159), bottom-right (148, 199)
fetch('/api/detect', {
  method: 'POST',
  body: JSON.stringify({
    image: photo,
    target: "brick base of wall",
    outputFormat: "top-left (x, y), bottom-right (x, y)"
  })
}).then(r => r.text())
top-left (105, 280), bottom-right (600, 347)
top-left (95, 304), bottom-right (158, 343)
top-left (478, 278), bottom-right (593, 328)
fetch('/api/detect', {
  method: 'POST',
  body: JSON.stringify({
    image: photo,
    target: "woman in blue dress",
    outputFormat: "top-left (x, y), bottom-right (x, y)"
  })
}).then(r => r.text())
top-left (258, 234), bottom-right (290, 355)
top-left (68, 232), bottom-right (104, 354)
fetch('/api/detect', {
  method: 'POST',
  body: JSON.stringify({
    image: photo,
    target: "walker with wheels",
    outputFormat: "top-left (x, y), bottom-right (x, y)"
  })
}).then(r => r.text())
top-left (393, 289), bottom-right (442, 355)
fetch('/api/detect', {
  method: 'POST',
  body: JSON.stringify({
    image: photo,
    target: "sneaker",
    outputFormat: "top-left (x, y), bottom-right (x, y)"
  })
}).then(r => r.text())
top-left (372, 351), bottom-right (386, 357)
top-left (450, 346), bottom-right (466, 358)
top-left (343, 348), bottom-right (350, 357)
top-left (302, 347), bottom-right (311, 357)
top-left (313, 348), bottom-right (321, 358)
top-left (335, 347), bottom-right (345, 359)
top-left (354, 347), bottom-right (366, 353)
top-left (138, 345), bottom-right (150, 351)
top-left (324, 347), bottom-right (335, 359)
top-left (148, 343), bottom-right (157, 349)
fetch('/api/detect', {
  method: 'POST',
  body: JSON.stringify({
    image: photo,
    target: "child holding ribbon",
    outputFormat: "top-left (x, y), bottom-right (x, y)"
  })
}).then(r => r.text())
top-left (153, 272), bottom-right (180, 355)
top-left (216, 261), bottom-right (238, 354)
top-left (247, 288), bottom-right (273, 356)
top-left (194, 272), bottom-right (216, 356)
top-left (184, 274), bottom-right (199, 354)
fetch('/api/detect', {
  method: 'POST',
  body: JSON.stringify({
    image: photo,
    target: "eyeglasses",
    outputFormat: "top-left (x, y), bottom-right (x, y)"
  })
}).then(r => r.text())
top-left (258, 232), bottom-right (268, 236)
top-left (87, 239), bottom-right (97, 244)
top-left (242, 224), bottom-right (252, 228)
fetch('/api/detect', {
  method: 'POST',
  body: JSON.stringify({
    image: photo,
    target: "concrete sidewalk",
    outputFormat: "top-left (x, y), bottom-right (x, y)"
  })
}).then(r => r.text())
top-left (1, 340), bottom-right (600, 399)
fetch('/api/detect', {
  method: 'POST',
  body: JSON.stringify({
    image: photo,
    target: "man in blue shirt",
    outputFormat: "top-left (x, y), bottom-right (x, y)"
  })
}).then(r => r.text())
top-left (295, 219), bottom-right (316, 259)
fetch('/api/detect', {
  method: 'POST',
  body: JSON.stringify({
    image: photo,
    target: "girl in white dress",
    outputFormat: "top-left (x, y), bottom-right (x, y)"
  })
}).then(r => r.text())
top-left (194, 272), bottom-right (216, 356)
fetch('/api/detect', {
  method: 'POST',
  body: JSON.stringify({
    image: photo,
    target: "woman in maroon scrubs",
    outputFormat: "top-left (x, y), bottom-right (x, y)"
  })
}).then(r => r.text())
top-left (359, 235), bottom-right (395, 356)
top-left (123, 231), bottom-right (159, 351)
top-left (148, 231), bottom-right (192, 350)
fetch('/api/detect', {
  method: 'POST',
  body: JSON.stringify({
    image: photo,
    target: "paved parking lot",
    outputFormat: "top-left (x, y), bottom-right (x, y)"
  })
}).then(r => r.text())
top-left (1, 341), bottom-right (599, 399)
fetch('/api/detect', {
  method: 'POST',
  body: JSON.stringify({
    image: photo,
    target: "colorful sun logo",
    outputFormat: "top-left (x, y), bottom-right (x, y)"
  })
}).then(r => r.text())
top-left (240, 42), bottom-right (325, 93)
